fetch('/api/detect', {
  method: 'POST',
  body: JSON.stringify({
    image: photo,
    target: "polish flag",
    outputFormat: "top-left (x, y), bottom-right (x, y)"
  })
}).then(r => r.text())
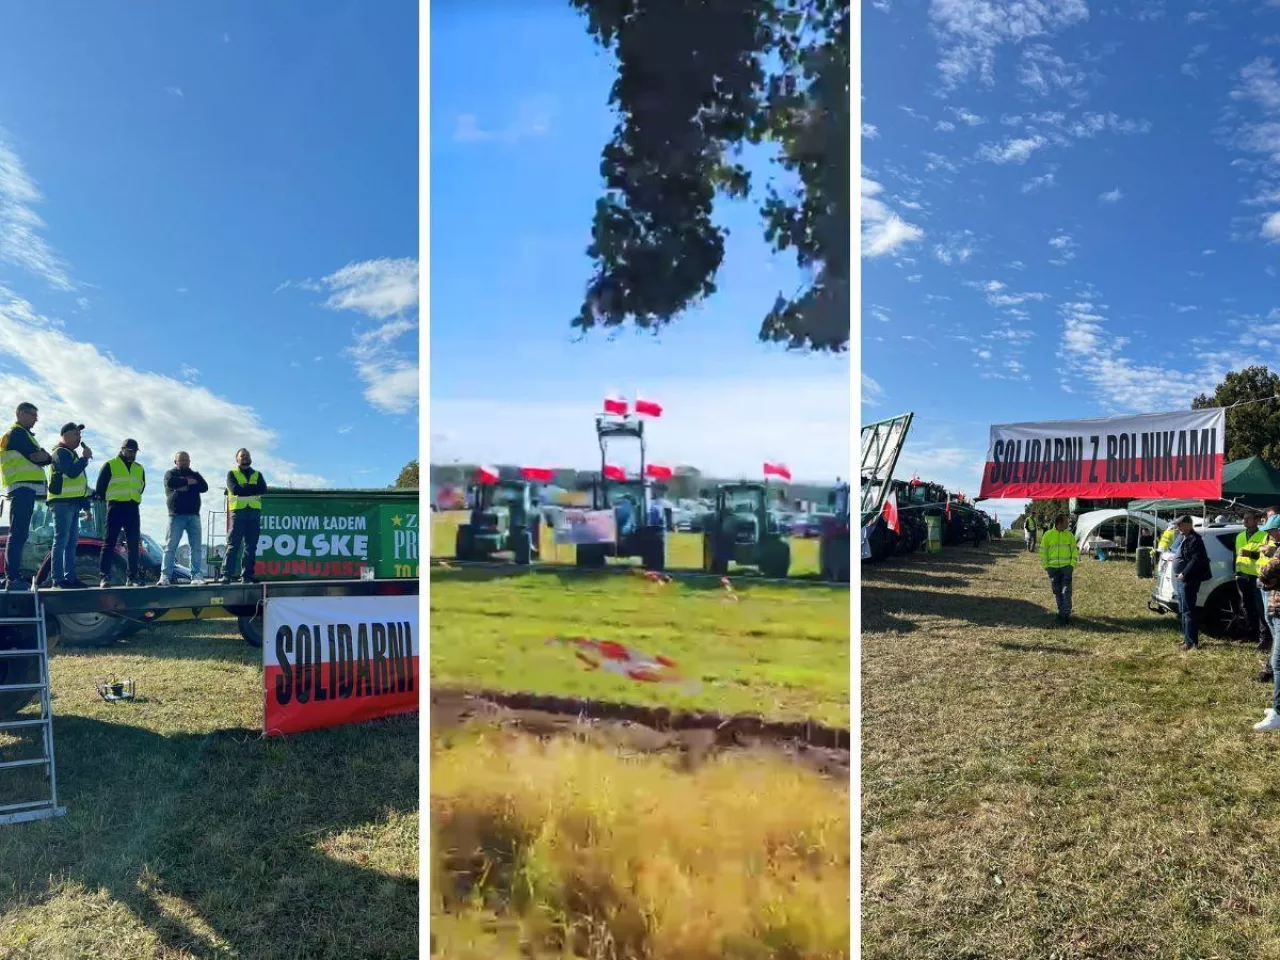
top-left (520, 466), bottom-right (555, 483)
top-left (645, 463), bottom-right (674, 481)
top-left (882, 496), bottom-right (900, 534)
top-left (603, 463), bottom-right (627, 482)
top-left (475, 465), bottom-right (500, 484)
top-left (634, 397), bottom-right (663, 418)
top-left (945, 499), bottom-right (952, 520)
top-left (763, 462), bottom-right (792, 482)
top-left (603, 395), bottom-right (629, 416)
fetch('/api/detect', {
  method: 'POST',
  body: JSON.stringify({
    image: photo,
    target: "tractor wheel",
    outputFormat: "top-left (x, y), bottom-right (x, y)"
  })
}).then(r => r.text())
top-left (710, 537), bottom-right (730, 576)
top-left (761, 538), bottom-right (791, 579)
top-left (702, 534), bottom-right (715, 573)
top-left (576, 544), bottom-right (604, 568)
top-left (513, 527), bottom-right (533, 566)
top-left (454, 524), bottom-right (473, 562)
top-left (643, 532), bottom-right (666, 573)
top-left (239, 612), bottom-right (264, 648)
top-left (55, 554), bottom-right (131, 648)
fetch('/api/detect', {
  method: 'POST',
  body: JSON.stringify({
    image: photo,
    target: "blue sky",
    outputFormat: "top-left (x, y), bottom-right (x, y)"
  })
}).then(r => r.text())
top-left (429, 3), bottom-right (850, 484)
top-left (0, 1), bottom-right (418, 535)
top-left (863, 0), bottom-right (1280, 524)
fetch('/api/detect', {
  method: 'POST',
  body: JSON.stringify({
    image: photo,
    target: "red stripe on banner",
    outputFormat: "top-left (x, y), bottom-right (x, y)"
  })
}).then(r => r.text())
top-left (979, 454), bottom-right (1224, 500)
top-left (264, 658), bottom-right (419, 737)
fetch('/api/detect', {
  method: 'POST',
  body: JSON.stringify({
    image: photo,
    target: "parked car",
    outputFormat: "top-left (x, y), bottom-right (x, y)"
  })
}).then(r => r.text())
top-left (1149, 522), bottom-right (1245, 638)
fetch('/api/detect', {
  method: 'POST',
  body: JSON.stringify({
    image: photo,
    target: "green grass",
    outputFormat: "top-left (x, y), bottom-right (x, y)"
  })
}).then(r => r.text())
top-left (863, 541), bottom-right (1280, 959)
top-left (0, 620), bottom-right (417, 960)
top-left (431, 725), bottom-right (850, 960)
top-left (430, 567), bottom-right (850, 727)
top-left (431, 512), bottom-right (824, 578)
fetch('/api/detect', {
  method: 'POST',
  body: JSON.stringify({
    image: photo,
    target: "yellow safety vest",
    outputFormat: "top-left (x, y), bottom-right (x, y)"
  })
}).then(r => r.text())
top-left (1040, 528), bottom-right (1078, 569)
top-left (47, 447), bottom-right (88, 501)
top-left (1158, 527), bottom-right (1176, 551)
top-left (0, 424), bottom-right (47, 495)
top-left (104, 457), bottom-right (145, 503)
top-left (227, 469), bottom-right (262, 511)
top-left (1236, 530), bottom-right (1267, 576)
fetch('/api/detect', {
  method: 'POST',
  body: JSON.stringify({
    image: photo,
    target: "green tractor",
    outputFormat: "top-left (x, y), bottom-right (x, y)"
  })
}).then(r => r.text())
top-left (454, 478), bottom-right (542, 565)
top-left (701, 482), bottom-right (791, 578)
top-left (819, 481), bottom-right (851, 582)
top-left (575, 417), bottom-right (667, 571)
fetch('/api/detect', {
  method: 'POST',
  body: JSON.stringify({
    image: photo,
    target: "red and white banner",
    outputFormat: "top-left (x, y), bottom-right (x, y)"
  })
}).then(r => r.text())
top-left (520, 466), bottom-right (555, 483)
top-left (634, 398), bottom-right (663, 418)
top-left (553, 508), bottom-right (618, 545)
top-left (264, 595), bottom-right (418, 737)
top-left (475, 465), bottom-right (499, 484)
top-left (603, 396), bottom-right (628, 416)
top-left (979, 408), bottom-right (1226, 500)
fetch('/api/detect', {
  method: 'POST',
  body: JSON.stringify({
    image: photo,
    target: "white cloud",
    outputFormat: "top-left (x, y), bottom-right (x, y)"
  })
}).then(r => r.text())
top-left (1185, 10), bottom-right (1207, 23)
top-left (935, 120), bottom-right (957, 132)
top-left (301, 258), bottom-right (420, 416)
top-left (454, 98), bottom-right (554, 144)
top-left (929, 0), bottom-right (1090, 90)
top-left (862, 123), bottom-right (880, 139)
top-left (1099, 187), bottom-right (1123, 203)
top-left (1264, 211), bottom-right (1280, 241)
top-left (1018, 43), bottom-right (1089, 102)
top-left (1048, 232), bottom-right (1077, 263)
top-left (950, 107), bottom-right (986, 126)
top-left (434, 376), bottom-right (850, 482)
top-left (0, 287), bottom-right (325, 538)
top-left (0, 134), bottom-right (73, 291)
top-left (1021, 171), bottom-right (1056, 192)
top-left (933, 231), bottom-right (977, 265)
top-left (862, 178), bottom-right (925, 258)
top-left (862, 374), bottom-right (886, 407)
top-left (977, 135), bottom-right (1047, 164)
top-left (180, 364), bottom-right (199, 381)
top-left (164, 86), bottom-right (184, 99)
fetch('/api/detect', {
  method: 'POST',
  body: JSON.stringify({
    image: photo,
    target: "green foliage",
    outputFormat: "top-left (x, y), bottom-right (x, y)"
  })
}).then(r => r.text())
top-left (394, 458), bottom-right (420, 489)
top-left (1192, 365), bottom-right (1280, 467)
top-left (1013, 499), bottom-right (1071, 532)
top-left (569, 0), bottom-right (849, 351)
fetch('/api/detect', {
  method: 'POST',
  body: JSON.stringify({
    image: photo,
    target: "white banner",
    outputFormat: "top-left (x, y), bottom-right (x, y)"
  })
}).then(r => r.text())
top-left (980, 408), bottom-right (1226, 500)
top-left (554, 508), bottom-right (618, 545)
top-left (264, 595), bottom-right (419, 736)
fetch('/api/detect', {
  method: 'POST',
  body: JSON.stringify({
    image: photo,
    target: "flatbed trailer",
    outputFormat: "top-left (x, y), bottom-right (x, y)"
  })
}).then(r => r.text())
top-left (0, 578), bottom-right (420, 713)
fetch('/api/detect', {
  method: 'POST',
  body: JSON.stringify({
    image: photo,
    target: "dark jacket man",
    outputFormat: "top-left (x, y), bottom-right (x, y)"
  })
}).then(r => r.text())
top-left (163, 464), bottom-right (209, 516)
top-left (1173, 516), bottom-right (1211, 650)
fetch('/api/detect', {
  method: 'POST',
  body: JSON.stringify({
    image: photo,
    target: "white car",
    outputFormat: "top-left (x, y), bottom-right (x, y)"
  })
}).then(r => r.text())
top-left (1149, 522), bottom-right (1247, 637)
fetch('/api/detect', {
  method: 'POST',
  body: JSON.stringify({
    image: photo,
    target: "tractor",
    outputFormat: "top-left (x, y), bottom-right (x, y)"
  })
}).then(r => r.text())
top-left (454, 478), bottom-right (542, 565)
top-left (819, 481), bottom-right (851, 582)
top-left (575, 417), bottom-right (666, 571)
top-left (701, 482), bottom-right (791, 578)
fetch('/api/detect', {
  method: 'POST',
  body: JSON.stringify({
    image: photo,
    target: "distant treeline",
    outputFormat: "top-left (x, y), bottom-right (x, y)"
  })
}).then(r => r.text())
top-left (428, 462), bottom-right (840, 505)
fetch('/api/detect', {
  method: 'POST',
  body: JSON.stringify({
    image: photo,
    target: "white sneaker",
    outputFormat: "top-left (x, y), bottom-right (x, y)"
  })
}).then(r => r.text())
top-left (190, 575), bottom-right (205, 585)
top-left (157, 576), bottom-right (171, 587)
top-left (1254, 711), bottom-right (1280, 731)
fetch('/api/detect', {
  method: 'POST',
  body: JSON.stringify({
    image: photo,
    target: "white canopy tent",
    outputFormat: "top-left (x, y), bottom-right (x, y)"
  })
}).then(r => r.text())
top-left (1074, 509), bottom-right (1171, 553)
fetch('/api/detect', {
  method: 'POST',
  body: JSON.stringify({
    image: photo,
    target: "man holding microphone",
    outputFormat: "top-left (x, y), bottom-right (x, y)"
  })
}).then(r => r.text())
top-left (47, 422), bottom-right (92, 588)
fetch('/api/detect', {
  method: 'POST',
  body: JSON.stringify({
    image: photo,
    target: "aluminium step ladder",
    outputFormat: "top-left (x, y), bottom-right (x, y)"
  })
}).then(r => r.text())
top-left (0, 590), bottom-right (66, 825)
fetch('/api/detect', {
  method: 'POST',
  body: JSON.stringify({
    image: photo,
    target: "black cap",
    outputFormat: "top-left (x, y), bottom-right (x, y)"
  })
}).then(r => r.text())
top-left (59, 422), bottom-right (85, 436)
top-left (1177, 514), bottom-right (1194, 525)
top-left (121, 438), bottom-right (139, 450)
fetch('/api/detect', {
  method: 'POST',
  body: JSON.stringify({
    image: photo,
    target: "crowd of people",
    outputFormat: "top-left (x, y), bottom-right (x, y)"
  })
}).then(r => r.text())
top-left (0, 402), bottom-right (268, 591)
top-left (1032, 503), bottom-right (1280, 733)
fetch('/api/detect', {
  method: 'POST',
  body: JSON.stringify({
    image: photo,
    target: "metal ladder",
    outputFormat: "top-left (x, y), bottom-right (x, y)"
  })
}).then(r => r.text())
top-left (0, 591), bottom-right (66, 825)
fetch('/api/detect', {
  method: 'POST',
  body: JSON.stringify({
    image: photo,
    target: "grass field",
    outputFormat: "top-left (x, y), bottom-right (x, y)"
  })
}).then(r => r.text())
top-left (430, 563), bottom-right (851, 959)
top-left (430, 511), bottom-right (825, 578)
top-left (863, 541), bottom-right (1280, 958)
top-left (0, 620), bottom-right (417, 960)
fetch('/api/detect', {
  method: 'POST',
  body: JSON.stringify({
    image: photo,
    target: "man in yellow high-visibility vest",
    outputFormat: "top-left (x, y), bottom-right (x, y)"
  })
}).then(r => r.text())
top-left (94, 439), bottom-right (145, 587)
top-left (1236, 511), bottom-right (1270, 649)
top-left (220, 447), bottom-right (267, 585)
top-left (1040, 514), bottom-right (1078, 625)
top-left (0, 402), bottom-right (52, 590)
top-left (48, 422), bottom-right (93, 589)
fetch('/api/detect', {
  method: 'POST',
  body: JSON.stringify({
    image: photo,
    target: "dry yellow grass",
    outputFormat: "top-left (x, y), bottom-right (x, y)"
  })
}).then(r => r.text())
top-left (431, 727), bottom-right (850, 960)
top-left (863, 541), bottom-right (1280, 959)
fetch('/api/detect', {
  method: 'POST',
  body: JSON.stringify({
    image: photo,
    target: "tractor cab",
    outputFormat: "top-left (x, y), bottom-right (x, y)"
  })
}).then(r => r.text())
top-left (455, 478), bottom-right (542, 565)
top-left (575, 415), bottom-right (667, 571)
top-left (702, 482), bottom-right (790, 578)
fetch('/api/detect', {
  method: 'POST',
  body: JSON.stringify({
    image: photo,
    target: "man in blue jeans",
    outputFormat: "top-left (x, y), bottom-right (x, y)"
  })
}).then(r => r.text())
top-left (1173, 515), bottom-right (1211, 651)
top-left (47, 422), bottom-right (93, 588)
top-left (0, 402), bottom-right (52, 590)
top-left (161, 451), bottom-right (208, 585)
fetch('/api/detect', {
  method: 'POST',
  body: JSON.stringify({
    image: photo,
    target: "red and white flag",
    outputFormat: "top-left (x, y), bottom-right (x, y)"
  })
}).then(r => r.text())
top-left (645, 463), bottom-right (674, 481)
top-left (603, 463), bottom-right (627, 482)
top-left (882, 495), bottom-right (900, 534)
top-left (634, 397), bottom-right (663, 418)
top-left (475, 465), bottom-right (499, 484)
top-left (763, 461), bottom-right (792, 482)
top-left (520, 466), bottom-right (555, 483)
top-left (603, 395), bottom-right (629, 416)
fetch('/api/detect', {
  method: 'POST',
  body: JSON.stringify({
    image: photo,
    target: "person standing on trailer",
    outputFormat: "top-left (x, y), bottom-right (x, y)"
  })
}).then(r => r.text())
top-left (0, 402), bottom-right (52, 590)
top-left (94, 439), bottom-right (146, 587)
top-left (161, 451), bottom-right (208, 586)
top-left (221, 448), bottom-right (266, 585)
top-left (48, 422), bottom-right (93, 589)
top-left (1040, 514), bottom-right (1078, 625)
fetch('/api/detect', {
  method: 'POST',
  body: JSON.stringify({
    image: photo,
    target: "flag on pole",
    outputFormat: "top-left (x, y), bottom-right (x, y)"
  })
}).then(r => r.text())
top-left (475, 465), bottom-right (499, 484)
top-left (603, 395), bottom-right (629, 416)
top-left (882, 495), bottom-right (900, 534)
top-left (635, 397), bottom-right (663, 418)
top-left (603, 463), bottom-right (627, 482)
top-left (645, 463), bottom-right (674, 481)
top-left (763, 462), bottom-right (792, 482)
top-left (520, 466), bottom-right (555, 483)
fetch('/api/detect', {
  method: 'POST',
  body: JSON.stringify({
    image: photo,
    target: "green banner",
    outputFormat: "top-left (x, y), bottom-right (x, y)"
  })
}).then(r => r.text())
top-left (374, 501), bottom-right (419, 579)
top-left (253, 497), bottom-right (376, 580)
